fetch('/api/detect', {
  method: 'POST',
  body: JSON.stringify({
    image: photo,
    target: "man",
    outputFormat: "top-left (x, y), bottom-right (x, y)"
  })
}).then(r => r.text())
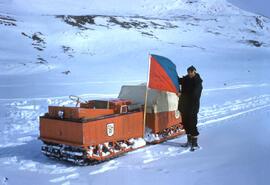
top-left (178, 65), bottom-right (203, 151)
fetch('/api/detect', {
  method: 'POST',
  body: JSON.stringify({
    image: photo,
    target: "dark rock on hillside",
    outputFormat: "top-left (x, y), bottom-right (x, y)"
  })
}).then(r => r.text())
top-left (0, 15), bottom-right (16, 26)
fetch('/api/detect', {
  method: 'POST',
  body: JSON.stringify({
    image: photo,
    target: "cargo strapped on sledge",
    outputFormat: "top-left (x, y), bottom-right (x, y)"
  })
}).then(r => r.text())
top-left (118, 84), bottom-right (185, 143)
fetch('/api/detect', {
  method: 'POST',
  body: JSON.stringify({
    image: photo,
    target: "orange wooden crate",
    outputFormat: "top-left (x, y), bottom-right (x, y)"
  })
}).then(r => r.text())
top-left (81, 99), bottom-right (132, 112)
top-left (48, 106), bottom-right (115, 120)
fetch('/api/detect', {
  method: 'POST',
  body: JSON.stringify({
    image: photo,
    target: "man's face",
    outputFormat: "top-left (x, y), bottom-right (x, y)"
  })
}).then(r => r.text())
top-left (188, 70), bottom-right (196, 78)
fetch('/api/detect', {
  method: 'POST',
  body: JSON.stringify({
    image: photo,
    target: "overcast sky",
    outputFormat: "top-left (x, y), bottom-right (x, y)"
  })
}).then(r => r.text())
top-left (228, 0), bottom-right (270, 18)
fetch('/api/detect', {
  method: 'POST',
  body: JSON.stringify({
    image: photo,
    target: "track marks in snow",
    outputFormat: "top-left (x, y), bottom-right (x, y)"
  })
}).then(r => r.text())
top-left (199, 103), bottom-right (270, 127)
top-left (199, 94), bottom-right (270, 123)
top-left (89, 160), bottom-right (120, 175)
top-left (50, 173), bottom-right (79, 184)
top-left (1, 156), bottom-right (78, 174)
top-left (203, 83), bottom-right (268, 92)
top-left (143, 150), bottom-right (161, 164)
top-left (1, 155), bottom-right (80, 185)
top-left (142, 146), bottom-right (186, 164)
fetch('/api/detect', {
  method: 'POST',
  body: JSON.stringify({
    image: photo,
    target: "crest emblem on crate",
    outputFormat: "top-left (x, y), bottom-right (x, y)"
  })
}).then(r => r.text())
top-left (107, 123), bottom-right (114, 136)
top-left (175, 110), bottom-right (180, 119)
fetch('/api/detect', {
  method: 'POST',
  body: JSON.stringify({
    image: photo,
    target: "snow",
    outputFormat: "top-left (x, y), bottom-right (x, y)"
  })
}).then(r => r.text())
top-left (89, 160), bottom-right (120, 175)
top-left (49, 173), bottom-right (79, 183)
top-left (0, 0), bottom-right (270, 184)
top-left (129, 138), bottom-right (146, 149)
top-left (1, 0), bottom-right (239, 17)
top-left (144, 127), bottom-right (162, 142)
top-left (228, 0), bottom-right (270, 18)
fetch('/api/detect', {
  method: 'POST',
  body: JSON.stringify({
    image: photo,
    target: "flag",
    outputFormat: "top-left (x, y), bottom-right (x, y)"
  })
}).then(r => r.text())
top-left (148, 54), bottom-right (180, 93)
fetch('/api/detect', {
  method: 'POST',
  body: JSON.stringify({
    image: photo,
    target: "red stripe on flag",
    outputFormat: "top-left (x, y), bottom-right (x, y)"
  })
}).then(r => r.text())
top-left (148, 56), bottom-right (178, 93)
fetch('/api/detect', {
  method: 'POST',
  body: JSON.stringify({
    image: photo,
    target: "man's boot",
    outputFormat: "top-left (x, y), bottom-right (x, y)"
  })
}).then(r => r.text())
top-left (190, 136), bottom-right (200, 152)
top-left (181, 134), bottom-right (191, 147)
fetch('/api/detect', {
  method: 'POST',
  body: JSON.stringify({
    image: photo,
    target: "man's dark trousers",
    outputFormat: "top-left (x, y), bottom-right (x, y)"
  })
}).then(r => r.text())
top-left (181, 113), bottom-right (199, 136)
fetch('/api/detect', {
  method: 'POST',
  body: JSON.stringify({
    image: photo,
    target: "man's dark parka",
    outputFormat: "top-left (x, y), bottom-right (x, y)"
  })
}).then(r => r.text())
top-left (178, 73), bottom-right (203, 114)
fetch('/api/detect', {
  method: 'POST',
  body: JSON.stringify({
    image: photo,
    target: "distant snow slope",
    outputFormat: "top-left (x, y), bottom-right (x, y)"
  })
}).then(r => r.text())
top-left (2, 0), bottom-right (240, 16)
top-left (228, 0), bottom-right (270, 18)
top-left (0, 0), bottom-right (270, 185)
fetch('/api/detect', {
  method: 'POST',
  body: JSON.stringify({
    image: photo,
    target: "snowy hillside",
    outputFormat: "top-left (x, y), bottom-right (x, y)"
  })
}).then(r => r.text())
top-left (228, 0), bottom-right (270, 18)
top-left (1, 0), bottom-right (244, 16)
top-left (1, 0), bottom-right (270, 185)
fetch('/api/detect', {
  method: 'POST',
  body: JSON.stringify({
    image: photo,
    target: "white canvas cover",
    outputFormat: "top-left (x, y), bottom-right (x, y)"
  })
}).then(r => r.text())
top-left (118, 84), bottom-right (179, 113)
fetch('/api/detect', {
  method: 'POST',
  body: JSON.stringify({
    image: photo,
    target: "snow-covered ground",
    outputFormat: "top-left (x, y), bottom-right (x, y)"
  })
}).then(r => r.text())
top-left (0, 0), bottom-right (270, 185)
top-left (228, 0), bottom-right (270, 18)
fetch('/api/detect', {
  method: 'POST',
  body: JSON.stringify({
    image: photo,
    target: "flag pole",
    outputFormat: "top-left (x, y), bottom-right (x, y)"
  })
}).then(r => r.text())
top-left (143, 54), bottom-right (151, 138)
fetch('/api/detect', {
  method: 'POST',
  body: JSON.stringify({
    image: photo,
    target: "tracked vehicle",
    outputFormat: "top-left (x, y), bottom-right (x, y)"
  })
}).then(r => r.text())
top-left (39, 84), bottom-right (185, 165)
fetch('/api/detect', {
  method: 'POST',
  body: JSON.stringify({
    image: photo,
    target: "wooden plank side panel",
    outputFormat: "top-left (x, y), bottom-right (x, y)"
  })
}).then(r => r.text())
top-left (146, 111), bottom-right (182, 134)
top-left (83, 112), bottom-right (144, 145)
top-left (40, 117), bottom-right (83, 145)
top-left (78, 109), bottom-right (115, 119)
